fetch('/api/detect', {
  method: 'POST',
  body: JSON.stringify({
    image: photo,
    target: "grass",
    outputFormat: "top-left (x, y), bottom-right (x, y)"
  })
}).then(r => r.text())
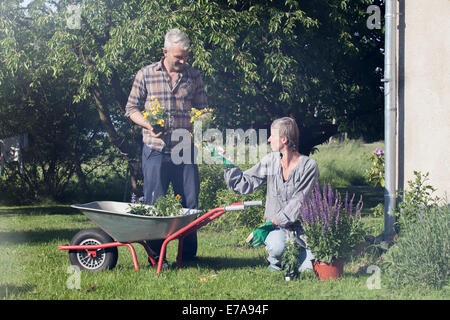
top-left (310, 139), bottom-right (385, 187)
top-left (0, 206), bottom-right (448, 300)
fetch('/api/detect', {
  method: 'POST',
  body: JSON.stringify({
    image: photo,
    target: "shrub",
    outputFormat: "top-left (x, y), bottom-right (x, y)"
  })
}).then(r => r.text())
top-left (383, 205), bottom-right (449, 290)
top-left (205, 186), bottom-right (266, 241)
top-left (364, 148), bottom-right (385, 187)
top-left (198, 158), bottom-right (266, 239)
top-left (395, 171), bottom-right (444, 232)
top-left (198, 164), bottom-right (227, 212)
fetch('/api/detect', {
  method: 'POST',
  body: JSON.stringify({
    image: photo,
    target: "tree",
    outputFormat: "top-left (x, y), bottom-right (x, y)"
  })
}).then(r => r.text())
top-left (189, 0), bottom-right (384, 150)
top-left (1, 0), bottom-right (384, 199)
top-left (0, 0), bottom-right (109, 201)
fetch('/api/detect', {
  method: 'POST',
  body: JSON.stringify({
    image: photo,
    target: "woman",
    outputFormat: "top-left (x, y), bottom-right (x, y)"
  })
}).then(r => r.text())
top-left (223, 117), bottom-right (319, 272)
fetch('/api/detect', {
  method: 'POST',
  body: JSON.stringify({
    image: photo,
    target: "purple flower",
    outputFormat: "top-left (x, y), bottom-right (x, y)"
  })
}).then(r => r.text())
top-left (349, 194), bottom-right (355, 217)
top-left (373, 148), bottom-right (384, 156)
top-left (355, 195), bottom-right (363, 218)
top-left (327, 183), bottom-right (333, 209)
top-left (131, 193), bottom-right (145, 204)
top-left (335, 201), bottom-right (341, 228)
top-left (313, 183), bottom-right (322, 222)
top-left (307, 203), bottom-right (314, 225)
top-left (300, 201), bottom-right (310, 225)
top-left (344, 192), bottom-right (349, 216)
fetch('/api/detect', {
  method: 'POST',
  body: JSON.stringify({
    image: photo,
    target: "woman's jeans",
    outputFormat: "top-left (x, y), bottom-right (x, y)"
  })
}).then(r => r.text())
top-left (142, 144), bottom-right (200, 259)
top-left (265, 227), bottom-right (315, 272)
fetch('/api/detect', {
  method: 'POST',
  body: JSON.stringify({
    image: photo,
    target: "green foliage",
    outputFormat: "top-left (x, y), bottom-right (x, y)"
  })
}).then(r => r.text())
top-left (210, 186), bottom-right (266, 241)
top-left (198, 148), bottom-right (267, 239)
top-left (281, 236), bottom-right (302, 279)
top-left (151, 189), bottom-right (183, 217)
top-left (364, 148), bottom-right (385, 187)
top-left (128, 187), bottom-right (183, 217)
top-left (0, 0), bottom-right (120, 203)
top-left (395, 171), bottom-right (444, 232)
top-left (198, 164), bottom-right (228, 212)
top-left (127, 202), bottom-right (153, 216)
top-left (383, 205), bottom-right (450, 290)
top-left (370, 203), bottom-right (384, 218)
top-left (1, 0), bottom-right (384, 177)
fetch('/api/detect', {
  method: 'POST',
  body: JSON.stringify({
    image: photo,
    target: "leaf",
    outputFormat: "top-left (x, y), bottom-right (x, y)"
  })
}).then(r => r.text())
top-left (86, 285), bottom-right (98, 292)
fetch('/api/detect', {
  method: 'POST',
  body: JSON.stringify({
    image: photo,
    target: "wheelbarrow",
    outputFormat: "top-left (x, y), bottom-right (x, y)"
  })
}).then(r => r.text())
top-left (59, 200), bottom-right (262, 273)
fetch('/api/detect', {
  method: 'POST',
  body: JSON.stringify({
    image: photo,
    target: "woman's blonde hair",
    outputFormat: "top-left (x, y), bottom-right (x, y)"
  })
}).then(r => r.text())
top-left (271, 117), bottom-right (300, 151)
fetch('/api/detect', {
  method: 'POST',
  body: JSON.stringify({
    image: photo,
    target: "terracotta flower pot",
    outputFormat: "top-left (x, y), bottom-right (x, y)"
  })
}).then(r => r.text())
top-left (313, 259), bottom-right (344, 280)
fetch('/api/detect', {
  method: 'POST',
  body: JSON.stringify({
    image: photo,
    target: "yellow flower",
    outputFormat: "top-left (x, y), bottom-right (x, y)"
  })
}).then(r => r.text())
top-left (151, 95), bottom-right (155, 100)
top-left (142, 111), bottom-right (149, 118)
top-left (157, 119), bottom-right (165, 126)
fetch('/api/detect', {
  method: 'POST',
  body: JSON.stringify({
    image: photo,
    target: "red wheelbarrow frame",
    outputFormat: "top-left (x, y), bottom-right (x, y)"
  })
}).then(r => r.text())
top-left (58, 201), bottom-right (261, 274)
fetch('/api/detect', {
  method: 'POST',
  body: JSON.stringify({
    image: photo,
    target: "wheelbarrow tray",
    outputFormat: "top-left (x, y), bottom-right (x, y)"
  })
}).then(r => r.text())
top-left (71, 201), bottom-right (202, 243)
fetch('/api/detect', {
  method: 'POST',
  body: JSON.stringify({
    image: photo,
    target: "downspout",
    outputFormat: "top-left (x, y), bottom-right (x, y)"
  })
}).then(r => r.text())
top-left (383, 0), bottom-right (397, 240)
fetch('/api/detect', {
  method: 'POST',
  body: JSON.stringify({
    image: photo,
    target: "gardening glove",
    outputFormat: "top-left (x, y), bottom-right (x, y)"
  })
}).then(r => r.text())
top-left (206, 143), bottom-right (233, 167)
top-left (246, 221), bottom-right (275, 248)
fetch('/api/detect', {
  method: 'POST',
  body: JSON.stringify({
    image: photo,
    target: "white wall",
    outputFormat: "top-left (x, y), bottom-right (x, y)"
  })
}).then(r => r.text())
top-left (399, 0), bottom-right (450, 200)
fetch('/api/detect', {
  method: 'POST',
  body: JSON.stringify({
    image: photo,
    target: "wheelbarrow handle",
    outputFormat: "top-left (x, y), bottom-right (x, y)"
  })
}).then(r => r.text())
top-left (224, 204), bottom-right (245, 211)
top-left (243, 200), bottom-right (263, 207)
top-left (224, 200), bottom-right (263, 212)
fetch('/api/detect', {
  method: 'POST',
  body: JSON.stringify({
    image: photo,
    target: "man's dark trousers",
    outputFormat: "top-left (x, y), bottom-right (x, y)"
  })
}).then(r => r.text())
top-left (142, 144), bottom-right (200, 260)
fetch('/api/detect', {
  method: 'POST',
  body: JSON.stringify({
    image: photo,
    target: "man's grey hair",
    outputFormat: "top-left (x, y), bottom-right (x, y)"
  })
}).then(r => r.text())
top-left (164, 28), bottom-right (190, 51)
top-left (271, 117), bottom-right (300, 152)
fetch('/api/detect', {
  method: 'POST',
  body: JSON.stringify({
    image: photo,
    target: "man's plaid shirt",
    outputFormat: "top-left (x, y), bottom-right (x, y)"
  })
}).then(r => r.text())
top-left (125, 58), bottom-right (208, 153)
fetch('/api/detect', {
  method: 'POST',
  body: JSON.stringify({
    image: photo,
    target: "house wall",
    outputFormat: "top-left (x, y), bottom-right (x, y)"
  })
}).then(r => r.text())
top-left (398, 0), bottom-right (450, 200)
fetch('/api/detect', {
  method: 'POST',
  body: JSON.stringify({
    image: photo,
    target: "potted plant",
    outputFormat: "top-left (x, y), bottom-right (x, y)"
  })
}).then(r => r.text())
top-left (142, 96), bottom-right (168, 135)
top-left (300, 182), bottom-right (364, 280)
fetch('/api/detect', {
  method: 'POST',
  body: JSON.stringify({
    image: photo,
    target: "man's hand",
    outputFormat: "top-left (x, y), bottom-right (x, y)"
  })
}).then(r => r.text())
top-left (130, 111), bottom-right (163, 138)
top-left (149, 128), bottom-right (163, 138)
top-left (245, 221), bottom-right (275, 248)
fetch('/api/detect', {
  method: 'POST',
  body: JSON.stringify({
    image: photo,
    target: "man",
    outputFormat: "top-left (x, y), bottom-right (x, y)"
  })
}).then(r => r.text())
top-left (125, 28), bottom-right (208, 264)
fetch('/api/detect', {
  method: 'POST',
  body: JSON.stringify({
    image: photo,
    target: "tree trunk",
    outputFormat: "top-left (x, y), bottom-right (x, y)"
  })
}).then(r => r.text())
top-left (70, 150), bottom-right (90, 200)
top-left (90, 87), bottom-right (142, 198)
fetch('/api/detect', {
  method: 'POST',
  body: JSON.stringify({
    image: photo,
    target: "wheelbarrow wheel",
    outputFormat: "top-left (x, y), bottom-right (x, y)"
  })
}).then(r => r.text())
top-left (68, 228), bottom-right (118, 272)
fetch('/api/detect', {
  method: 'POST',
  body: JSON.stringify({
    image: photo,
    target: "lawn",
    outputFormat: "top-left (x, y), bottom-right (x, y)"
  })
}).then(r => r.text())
top-left (0, 203), bottom-right (447, 300)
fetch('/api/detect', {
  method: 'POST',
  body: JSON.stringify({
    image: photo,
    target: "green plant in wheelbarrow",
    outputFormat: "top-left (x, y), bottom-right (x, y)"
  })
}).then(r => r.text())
top-left (128, 190), bottom-right (183, 217)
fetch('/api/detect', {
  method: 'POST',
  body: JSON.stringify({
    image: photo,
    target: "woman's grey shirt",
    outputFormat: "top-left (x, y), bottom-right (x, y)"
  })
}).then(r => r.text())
top-left (224, 152), bottom-right (319, 230)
